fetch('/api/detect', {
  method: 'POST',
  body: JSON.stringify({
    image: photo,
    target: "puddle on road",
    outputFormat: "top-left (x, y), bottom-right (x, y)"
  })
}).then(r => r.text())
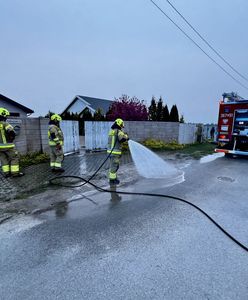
top-left (128, 140), bottom-right (184, 187)
top-left (217, 176), bottom-right (235, 183)
top-left (134, 175), bottom-right (185, 194)
top-left (200, 152), bottom-right (224, 164)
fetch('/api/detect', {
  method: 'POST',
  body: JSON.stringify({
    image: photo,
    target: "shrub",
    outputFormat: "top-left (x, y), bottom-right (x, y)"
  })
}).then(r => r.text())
top-left (20, 152), bottom-right (50, 168)
top-left (142, 139), bottom-right (184, 151)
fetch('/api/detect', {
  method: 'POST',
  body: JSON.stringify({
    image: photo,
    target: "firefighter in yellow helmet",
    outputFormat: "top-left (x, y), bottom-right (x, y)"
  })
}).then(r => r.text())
top-left (107, 118), bottom-right (129, 185)
top-left (48, 114), bottom-right (64, 172)
top-left (0, 108), bottom-right (24, 178)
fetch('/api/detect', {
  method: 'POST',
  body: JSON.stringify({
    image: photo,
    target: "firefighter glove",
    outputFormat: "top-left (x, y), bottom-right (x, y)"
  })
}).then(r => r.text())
top-left (6, 130), bottom-right (16, 143)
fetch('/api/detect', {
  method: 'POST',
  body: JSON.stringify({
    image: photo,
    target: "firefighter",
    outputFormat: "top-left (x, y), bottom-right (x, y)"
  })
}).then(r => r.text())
top-left (196, 124), bottom-right (203, 143)
top-left (0, 107), bottom-right (24, 178)
top-left (48, 114), bottom-right (64, 173)
top-left (210, 126), bottom-right (215, 140)
top-left (107, 118), bottom-right (129, 185)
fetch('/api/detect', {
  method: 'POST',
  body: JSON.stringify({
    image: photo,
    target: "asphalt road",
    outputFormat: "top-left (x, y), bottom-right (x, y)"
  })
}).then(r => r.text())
top-left (0, 155), bottom-right (248, 299)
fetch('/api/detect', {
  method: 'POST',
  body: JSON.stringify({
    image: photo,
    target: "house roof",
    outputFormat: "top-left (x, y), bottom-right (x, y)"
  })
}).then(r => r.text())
top-left (62, 95), bottom-right (113, 115)
top-left (0, 94), bottom-right (34, 114)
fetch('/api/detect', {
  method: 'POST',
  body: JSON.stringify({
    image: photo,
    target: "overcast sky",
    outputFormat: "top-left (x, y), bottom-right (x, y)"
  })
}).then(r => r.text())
top-left (1, 0), bottom-right (248, 123)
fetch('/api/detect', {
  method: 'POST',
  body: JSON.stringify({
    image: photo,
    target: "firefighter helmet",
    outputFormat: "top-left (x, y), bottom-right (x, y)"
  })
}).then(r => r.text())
top-left (0, 108), bottom-right (10, 117)
top-left (50, 114), bottom-right (62, 122)
top-left (115, 118), bottom-right (124, 128)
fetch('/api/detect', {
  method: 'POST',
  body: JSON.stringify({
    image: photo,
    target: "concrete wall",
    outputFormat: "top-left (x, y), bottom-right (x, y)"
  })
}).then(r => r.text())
top-left (179, 123), bottom-right (198, 144)
top-left (9, 118), bottom-right (40, 153)
top-left (124, 121), bottom-right (179, 142)
top-left (85, 121), bottom-right (197, 150)
top-left (39, 118), bottom-right (50, 153)
top-left (8, 118), bottom-right (80, 154)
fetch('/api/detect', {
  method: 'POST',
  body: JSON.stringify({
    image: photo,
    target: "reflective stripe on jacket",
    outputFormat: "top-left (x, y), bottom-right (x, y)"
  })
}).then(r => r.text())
top-left (0, 121), bottom-right (15, 150)
top-left (48, 124), bottom-right (64, 146)
top-left (107, 129), bottom-right (128, 155)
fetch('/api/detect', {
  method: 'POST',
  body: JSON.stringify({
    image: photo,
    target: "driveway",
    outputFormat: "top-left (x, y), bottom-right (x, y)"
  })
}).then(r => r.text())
top-left (0, 155), bottom-right (247, 299)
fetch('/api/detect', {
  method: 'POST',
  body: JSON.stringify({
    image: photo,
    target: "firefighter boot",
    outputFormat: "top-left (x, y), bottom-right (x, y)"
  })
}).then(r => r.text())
top-left (11, 172), bottom-right (25, 178)
top-left (54, 168), bottom-right (65, 173)
top-left (109, 178), bottom-right (120, 185)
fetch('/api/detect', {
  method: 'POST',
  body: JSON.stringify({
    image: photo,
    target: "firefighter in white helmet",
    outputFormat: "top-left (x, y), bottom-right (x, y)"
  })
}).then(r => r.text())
top-left (0, 108), bottom-right (24, 177)
top-left (107, 118), bottom-right (129, 185)
top-left (48, 114), bottom-right (64, 172)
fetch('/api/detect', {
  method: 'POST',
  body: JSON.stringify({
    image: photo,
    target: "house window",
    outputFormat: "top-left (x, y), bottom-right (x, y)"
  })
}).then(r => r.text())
top-left (9, 112), bottom-right (20, 117)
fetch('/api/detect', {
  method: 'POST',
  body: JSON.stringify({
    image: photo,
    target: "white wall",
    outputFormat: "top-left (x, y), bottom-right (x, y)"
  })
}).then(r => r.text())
top-left (68, 99), bottom-right (87, 114)
top-left (68, 98), bottom-right (94, 115)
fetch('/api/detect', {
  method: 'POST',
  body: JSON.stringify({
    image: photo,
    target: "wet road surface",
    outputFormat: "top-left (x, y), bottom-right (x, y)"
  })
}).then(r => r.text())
top-left (0, 155), bottom-right (248, 299)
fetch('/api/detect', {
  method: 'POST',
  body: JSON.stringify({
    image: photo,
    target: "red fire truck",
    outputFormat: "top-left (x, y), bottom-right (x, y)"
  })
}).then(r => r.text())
top-left (215, 92), bottom-right (248, 156)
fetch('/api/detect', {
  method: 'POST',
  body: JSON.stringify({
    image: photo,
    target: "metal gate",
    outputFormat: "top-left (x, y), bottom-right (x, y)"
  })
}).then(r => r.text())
top-left (60, 120), bottom-right (80, 154)
top-left (85, 121), bottom-right (112, 150)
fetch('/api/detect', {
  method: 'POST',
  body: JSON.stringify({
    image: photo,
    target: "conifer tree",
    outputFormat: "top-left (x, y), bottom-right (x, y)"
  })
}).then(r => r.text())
top-left (156, 96), bottom-right (163, 121)
top-left (169, 105), bottom-right (179, 122)
top-left (179, 114), bottom-right (185, 123)
top-left (45, 111), bottom-right (56, 118)
top-left (148, 96), bottom-right (157, 121)
top-left (105, 106), bottom-right (113, 121)
top-left (94, 108), bottom-right (105, 121)
top-left (82, 108), bottom-right (93, 121)
top-left (162, 104), bottom-right (170, 121)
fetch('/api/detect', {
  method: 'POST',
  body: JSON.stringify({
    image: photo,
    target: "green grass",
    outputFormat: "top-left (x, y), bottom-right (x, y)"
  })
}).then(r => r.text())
top-left (174, 142), bottom-right (216, 159)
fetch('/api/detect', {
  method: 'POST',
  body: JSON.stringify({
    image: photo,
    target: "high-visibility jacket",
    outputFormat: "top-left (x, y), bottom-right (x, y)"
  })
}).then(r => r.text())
top-left (48, 124), bottom-right (64, 146)
top-left (107, 128), bottom-right (128, 155)
top-left (0, 121), bottom-right (15, 150)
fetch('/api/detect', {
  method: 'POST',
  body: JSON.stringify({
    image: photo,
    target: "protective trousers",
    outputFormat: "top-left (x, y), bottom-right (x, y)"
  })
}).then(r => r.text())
top-left (108, 155), bottom-right (120, 180)
top-left (0, 148), bottom-right (19, 175)
top-left (49, 146), bottom-right (64, 169)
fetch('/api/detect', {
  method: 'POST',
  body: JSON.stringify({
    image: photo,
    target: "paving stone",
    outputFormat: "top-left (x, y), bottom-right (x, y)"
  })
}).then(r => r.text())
top-left (0, 151), bottom-right (133, 201)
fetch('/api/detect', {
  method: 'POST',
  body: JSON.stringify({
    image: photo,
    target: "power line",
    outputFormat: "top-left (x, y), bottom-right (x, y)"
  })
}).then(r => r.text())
top-left (165, 0), bottom-right (248, 82)
top-left (148, 0), bottom-right (248, 90)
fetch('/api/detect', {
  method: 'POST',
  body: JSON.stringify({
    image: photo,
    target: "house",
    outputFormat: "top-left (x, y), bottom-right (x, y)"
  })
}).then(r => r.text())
top-left (0, 94), bottom-right (34, 117)
top-left (62, 95), bottom-right (113, 116)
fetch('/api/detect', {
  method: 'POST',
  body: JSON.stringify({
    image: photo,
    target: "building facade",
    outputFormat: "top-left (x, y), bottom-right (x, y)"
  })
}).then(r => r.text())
top-left (0, 94), bottom-right (34, 117)
top-left (62, 95), bottom-right (113, 116)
